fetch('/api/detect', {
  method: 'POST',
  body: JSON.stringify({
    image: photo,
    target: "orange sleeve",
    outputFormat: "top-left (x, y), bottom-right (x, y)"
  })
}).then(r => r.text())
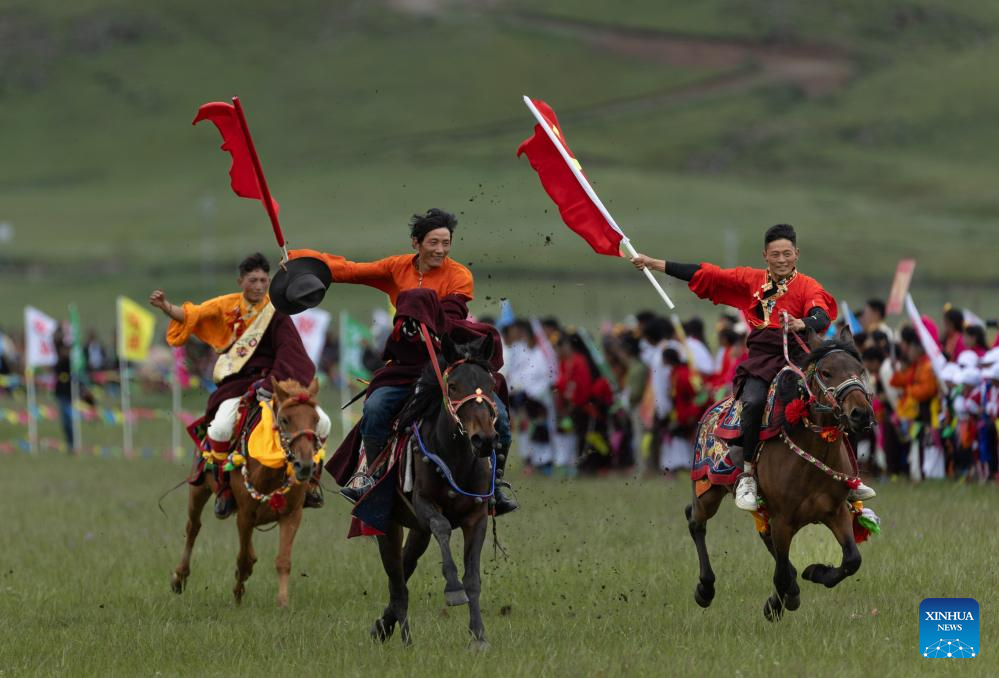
top-left (801, 277), bottom-right (837, 322)
top-left (165, 294), bottom-right (238, 350)
top-left (688, 263), bottom-right (758, 308)
top-left (889, 366), bottom-right (910, 389)
top-left (290, 249), bottom-right (396, 296)
top-left (446, 263), bottom-right (474, 301)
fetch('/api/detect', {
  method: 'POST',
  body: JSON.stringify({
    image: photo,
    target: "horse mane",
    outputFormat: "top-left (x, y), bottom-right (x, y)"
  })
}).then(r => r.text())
top-left (803, 337), bottom-right (862, 367)
top-left (274, 378), bottom-right (316, 409)
top-left (396, 353), bottom-right (493, 428)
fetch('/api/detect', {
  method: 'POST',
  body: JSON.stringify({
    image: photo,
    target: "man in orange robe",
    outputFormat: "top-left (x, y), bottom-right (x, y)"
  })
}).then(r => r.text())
top-left (289, 209), bottom-right (517, 514)
top-left (150, 253), bottom-right (330, 517)
top-left (631, 224), bottom-right (875, 509)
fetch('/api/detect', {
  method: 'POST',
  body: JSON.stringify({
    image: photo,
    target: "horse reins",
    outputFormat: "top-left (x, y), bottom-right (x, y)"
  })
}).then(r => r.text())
top-left (419, 322), bottom-right (498, 437)
top-left (261, 393), bottom-right (320, 464)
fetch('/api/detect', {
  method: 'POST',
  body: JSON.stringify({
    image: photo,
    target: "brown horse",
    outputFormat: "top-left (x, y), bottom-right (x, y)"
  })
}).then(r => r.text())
top-left (686, 326), bottom-right (874, 621)
top-left (368, 333), bottom-right (498, 649)
top-left (170, 377), bottom-right (321, 607)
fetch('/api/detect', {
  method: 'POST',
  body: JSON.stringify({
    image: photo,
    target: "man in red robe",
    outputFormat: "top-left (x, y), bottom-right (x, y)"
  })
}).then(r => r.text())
top-left (631, 224), bottom-right (875, 509)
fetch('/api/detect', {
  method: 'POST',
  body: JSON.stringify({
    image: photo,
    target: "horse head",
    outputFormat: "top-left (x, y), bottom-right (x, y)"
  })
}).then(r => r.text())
top-left (440, 333), bottom-right (498, 457)
top-left (803, 326), bottom-right (874, 433)
top-left (270, 376), bottom-right (321, 481)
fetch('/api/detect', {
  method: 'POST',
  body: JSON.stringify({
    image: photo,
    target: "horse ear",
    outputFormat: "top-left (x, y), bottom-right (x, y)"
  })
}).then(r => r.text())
top-left (478, 332), bottom-right (495, 362)
top-left (805, 327), bottom-right (824, 351)
top-left (308, 377), bottom-right (319, 398)
top-left (270, 375), bottom-right (285, 401)
top-left (441, 334), bottom-right (460, 363)
top-left (838, 323), bottom-right (854, 346)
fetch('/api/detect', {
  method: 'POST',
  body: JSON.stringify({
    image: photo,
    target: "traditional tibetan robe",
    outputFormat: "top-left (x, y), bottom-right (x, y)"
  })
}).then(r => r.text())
top-left (166, 293), bottom-right (314, 421)
top-left (687, 263), bottom-right (837, 389)
top-left (288, 249), bottom-right (474, 306)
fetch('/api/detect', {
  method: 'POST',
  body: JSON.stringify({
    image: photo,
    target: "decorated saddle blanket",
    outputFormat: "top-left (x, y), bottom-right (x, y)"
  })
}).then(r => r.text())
top-left (348, 431), bottom-right (415, 539)
top-left (691, 378), bottom-right (785, 494)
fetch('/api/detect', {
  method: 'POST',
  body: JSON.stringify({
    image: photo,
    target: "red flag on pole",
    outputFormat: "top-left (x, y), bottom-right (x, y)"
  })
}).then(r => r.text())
top-left (885, 258), bottom-right (916, 316)
top-left (517, 99), bottom-right (624, 257)
top-left (193, 98), bottom-right (285, 250)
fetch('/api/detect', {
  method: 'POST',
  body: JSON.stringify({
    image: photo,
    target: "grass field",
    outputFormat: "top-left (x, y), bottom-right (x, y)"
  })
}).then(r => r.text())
top-left (1, 407), bottom-right (996, 676)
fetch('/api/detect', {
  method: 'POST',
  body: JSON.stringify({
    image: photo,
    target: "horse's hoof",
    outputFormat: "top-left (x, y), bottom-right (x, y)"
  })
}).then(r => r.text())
top-left (802, 563), bottom-right (832, 584)
top-left (170, 573), bottom-right (186, 594)
top-left (785, 592), bottom-right (801, 611)
top-left (763, 597), bottom-right (783, 622)
top-left (276, 594), bottom-right (289, 609)
top-left (468, 638), bottom-right (490, 652)
top-left (694, 583), bottom-right (714, 608)
top-left (370, 618), bottom-right (394, 643)
top-left (445, 588), bottom-right (469, 607)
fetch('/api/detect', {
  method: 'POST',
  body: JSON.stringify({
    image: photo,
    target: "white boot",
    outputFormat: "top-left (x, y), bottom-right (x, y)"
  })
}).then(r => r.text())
top-left (847, 481), bottom-right (876, 501)
top-left (734, 475), bottom-right (759, 511)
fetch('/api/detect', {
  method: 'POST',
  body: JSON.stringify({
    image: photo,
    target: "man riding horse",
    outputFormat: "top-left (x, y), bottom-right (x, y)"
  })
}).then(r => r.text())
top-left (286, 208), bottom-right (518, 515)
top-left (631, 223), bottom-right (875, 510)
top-left (150, 252), bottom-right (331, 518)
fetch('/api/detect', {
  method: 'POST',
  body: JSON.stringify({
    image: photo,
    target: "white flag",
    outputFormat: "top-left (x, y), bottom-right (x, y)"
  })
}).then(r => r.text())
top-left (291, 308), bottom-right (332, 366)
top-left (24, 306), bottom-right (58, 368)
top-left (904, 294), bottom-right (946, 383)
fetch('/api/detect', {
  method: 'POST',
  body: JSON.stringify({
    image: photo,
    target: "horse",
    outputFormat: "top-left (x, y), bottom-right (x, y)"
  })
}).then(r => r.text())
top-left (686, 325), bottom-right (875, 621)
top-left (367, 332), bottom-right (499, 649)
top-left (170, 376), bottom-right (321, 608)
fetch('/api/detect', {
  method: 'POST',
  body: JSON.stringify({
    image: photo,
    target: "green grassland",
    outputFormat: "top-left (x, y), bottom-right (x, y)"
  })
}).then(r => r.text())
top-left (0, 435), bottom-right (995, 676)
top-left (2, 0), bottom-right (999, 331)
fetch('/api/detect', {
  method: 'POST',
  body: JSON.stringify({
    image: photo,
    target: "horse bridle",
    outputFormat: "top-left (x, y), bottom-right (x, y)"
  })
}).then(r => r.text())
top-left (804, 350), bottom-right (872, 426)
top-left (263, 394), bottom-right (320, 463)
top-left (420, 323), bottom-right (498, 438)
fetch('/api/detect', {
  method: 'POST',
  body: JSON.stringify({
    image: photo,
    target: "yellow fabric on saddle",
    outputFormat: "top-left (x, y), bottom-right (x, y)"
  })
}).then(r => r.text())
top-left (246, 401), bottom-right (288, 470)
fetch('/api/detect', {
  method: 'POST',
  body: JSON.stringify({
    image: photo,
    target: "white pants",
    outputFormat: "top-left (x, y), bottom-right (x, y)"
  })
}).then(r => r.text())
top-left (207, 396), bottom-right (331, 442)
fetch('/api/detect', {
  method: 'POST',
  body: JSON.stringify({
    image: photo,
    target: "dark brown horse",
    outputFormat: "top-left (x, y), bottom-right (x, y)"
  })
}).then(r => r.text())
top-left (368, 333), bottom-right (499, 649)
top-left (171, 377), bottom-right (321, 607)
top-left (686, 326), bottom-right (874, 620)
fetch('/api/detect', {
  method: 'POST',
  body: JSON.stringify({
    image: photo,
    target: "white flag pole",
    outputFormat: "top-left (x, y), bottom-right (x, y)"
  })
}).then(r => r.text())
top-left (339, 310), bottom-right (351, 440)
top-left (522, 95), bottom-right (675, 310)
top-left (117, 297), bottom-right (133, 456)
top-left (25, 367), bottom-right (38, 454)
top-left (171, 363), bottom-right (182, 462)
top-left (70, 371), bottom-right (83, 454)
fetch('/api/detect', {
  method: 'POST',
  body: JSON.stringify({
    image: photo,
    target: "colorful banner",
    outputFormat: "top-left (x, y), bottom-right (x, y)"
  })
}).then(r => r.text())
top-left (117, 296), bottom-right (156, 363)
top-left (886, 259), bottom-right (916, 316)
top-left (24, 306), bottom-right (58, 368)
top-left (904, 293), bottom-right (946, 383)
top-left (292, 307), bottom-right (332, 366)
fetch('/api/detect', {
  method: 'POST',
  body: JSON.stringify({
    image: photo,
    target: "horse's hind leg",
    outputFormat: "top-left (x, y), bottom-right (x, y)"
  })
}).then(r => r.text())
top-left (413, 494), bottom-right (467, 606)
top-left (461, 513), bottom-right (489, 650)
top-left (802, 503), bottom-right (861, 589)
top-left (171, 483), bottom-right (212, 593)
top-left (759, 531), bottom-right (800, 611)
top-left (372, 523), bottom-right (410, 645)
top-left (686, 484), bottom-right (725, 608)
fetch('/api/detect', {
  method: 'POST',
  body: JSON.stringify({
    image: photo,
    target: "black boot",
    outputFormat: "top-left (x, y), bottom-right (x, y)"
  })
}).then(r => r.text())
top-left (492, 450), bottom-right (519, 516)
top-left (338, 474), bottom-right (374, 504)
top-left (304, 482), bottom-right (324, 509)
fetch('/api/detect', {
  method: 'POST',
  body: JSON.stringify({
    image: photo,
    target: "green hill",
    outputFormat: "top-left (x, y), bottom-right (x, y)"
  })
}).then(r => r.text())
top-left (2, 0), bottom-right (998, 330)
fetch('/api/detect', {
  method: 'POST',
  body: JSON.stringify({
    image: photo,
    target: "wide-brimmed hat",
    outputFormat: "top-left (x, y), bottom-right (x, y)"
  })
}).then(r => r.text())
top-left (269, 256), bottom-right (332, 315)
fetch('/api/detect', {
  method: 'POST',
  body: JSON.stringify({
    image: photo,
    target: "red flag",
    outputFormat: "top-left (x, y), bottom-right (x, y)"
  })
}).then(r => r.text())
top-left (193, 102), bottom-right (280, 216)
top-left (517, 99), bottom-right (623, 257)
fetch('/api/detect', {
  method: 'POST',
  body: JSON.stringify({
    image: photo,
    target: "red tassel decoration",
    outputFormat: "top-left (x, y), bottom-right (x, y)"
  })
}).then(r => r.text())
top-left (784, 398), bottom-right (809, 424)
top-left (846, 477), bottom-right (862, 490)
top-left (269, 492), bottom-right (287, 512)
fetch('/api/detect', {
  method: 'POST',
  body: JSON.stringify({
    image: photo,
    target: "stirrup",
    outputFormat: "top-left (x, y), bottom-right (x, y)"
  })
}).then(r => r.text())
top-left (338, 472), bottom-right (375, 504)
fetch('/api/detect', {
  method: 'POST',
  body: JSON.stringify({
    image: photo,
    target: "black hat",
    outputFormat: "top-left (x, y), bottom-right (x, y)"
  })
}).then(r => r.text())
top-left (269, 256), bottom-right (332, 315)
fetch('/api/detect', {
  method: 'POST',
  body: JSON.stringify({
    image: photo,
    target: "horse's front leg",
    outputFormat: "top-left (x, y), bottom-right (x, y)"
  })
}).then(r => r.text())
top-left (412, 494), bottom-right (467, 606)
top-left (758, 531), bottom-right (799, 611)
top-left (763, 518), bottom-right (797, 622)
top-left (274, 504), bottom-right (303, 608)
top-left (685, 485), bottom-right (725, 608)
top-left (802, 503), bottom-right (862, 588)
top-left (461, 511), bottom-right (489, 649)
top-left (171, 482), bottom-right (212, 593)
top-left (233, 510), bottom-right (257, 604)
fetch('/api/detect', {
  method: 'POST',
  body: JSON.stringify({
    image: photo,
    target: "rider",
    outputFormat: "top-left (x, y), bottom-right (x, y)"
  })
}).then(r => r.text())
top-left (150, 252), bottom-right (332, 518)
top-left (287, 208), bottom-right (519, 515)
top-left (630, 224), bottom-right (876, 510)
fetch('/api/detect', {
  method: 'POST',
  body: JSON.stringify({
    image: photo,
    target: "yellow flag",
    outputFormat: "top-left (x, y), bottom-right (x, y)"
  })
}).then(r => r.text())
top-left (117, 296), bottom-right (156, 362)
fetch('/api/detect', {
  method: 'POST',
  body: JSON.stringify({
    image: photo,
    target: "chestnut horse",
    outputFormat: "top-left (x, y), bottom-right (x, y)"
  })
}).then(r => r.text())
top-left (170, 376), bottom-right (321, 607)
top-left (368, 333), bottom-right (499, 649)
top-left (686, 326), bottom-right (874, 621)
